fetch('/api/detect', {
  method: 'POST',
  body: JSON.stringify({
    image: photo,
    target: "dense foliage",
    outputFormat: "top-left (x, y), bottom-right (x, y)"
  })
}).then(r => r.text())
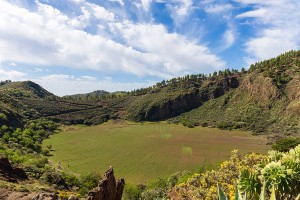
top-left (173, 150), bottom-right (266, 199)
top-left (0, 118), bottom-right (58, 153)
top-left (0, 119), bottom-right (101, 197)
top-left (174, 145), bottom-right (300, 200)
top-left (249, 50), bottom-right (300, 88)
top-left (272, 137), bottom-right (300, 152)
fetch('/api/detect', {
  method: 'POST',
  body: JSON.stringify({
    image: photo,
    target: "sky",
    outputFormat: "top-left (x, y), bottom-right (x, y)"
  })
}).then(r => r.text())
top-left (0, 0), bottom-right (299, 96)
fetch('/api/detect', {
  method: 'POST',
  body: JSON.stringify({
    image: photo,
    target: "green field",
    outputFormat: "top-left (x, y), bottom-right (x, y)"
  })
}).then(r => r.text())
top-left (43, 121), bottom-right (269, 184)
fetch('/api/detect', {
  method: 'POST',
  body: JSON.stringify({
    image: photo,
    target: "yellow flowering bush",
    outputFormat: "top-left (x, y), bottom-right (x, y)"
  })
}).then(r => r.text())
top-left (174, 150), bottom-right (266, 199)
top-left (174, 145), bottom-right (300, 200)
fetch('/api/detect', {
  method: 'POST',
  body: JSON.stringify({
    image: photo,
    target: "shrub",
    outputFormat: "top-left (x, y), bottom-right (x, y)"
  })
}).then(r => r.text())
top-left (174, 150), bottom-right (266, 199)
top-left (272, 137), bottom-right (300, 152)
top-left (201, 122), bottom-right (208, 127)
top-left (123, 184), bottom-right (143, 200)
top-left (180, 118), bottom-right (199, 128)
top-left (217, 121), bottom-right (234, 130)
top-left (142, 178), bottom-right (168, 199)
top-left (175, 145), bottom-right (300, 199)
top-left (78, 172), bottom-right (101, 196)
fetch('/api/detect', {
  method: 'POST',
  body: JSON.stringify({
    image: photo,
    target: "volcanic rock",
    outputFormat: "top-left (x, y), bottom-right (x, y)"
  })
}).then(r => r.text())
top-left (87, 166), bottom-right (125, 200)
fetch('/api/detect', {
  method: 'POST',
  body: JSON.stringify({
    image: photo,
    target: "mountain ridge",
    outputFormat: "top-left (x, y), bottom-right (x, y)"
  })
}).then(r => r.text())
top-left (0, 50), bottom-right (299, 136)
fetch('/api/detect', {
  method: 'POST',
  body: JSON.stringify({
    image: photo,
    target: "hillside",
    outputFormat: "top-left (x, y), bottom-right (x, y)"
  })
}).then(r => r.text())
top-left (123, 50), bottom-right (300, 136)
top-left (0, 50), bottom-right (299, 200)
top-left (64, 90), bottom-right (110, 99)
top-left (0, 50), bottom-right (299, 136)
top-left (0, 81), bottom-right (113, 126)
top-left (172, 50), bottom-right (300, 135)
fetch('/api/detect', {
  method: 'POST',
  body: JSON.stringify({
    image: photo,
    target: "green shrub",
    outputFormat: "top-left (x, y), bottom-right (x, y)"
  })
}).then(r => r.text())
top-left (142, 178), bottom-right (168, 199)
top-left (201, 122), bottom-right (208, 127)
top-left (180, 118), bottom-right (199, 128)
top-left (175, 145), bottom-right (300, 199)
top-left (123, 184), bottom-right (143, 200)
top-left (272, 137), bottom-right (300, 152)
top-left (78, 172), bottom-right (101, 196)
top-left (217, 121), bottom-right (234, 130)
top-left (60, 172), bottom-right (80, 189)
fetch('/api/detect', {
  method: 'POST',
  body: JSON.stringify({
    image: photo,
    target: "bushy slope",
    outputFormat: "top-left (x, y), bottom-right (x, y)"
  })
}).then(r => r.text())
top-left (0, 81), bottom-right (112, 126)
top-left (64, 90), bottom-right (110, 99)
top-left (173, 50), bottom-right (300, 135)
top-left (171, 144), bottom-right (300, 200)
top-left (0, 50), bottom-right (299, 136)
top-left (125, 74), bottom-right (240, 121)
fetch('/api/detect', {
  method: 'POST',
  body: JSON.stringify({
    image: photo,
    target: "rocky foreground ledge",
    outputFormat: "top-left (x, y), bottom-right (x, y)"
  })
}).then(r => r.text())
top-left (0, 164), bottom-right (125, 200)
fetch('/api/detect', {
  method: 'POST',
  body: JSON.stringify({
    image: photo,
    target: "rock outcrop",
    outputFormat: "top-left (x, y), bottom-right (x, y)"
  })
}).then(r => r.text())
top-left (0, 164), bottom-right (124, 200)
top-left (87, 166), bottom-right (125, 200)
top-left (0, 157), bottom-right (27, 182)
top-left (0, 189), bottom-right (56, 200)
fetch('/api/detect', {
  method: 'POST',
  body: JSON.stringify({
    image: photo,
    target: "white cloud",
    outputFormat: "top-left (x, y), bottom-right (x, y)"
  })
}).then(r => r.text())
top-left (176, 0), bottom-right (193, 16)
top-left (166, 0), bottom-right (193, 26)
top-left (86, 2), bottom-right (116, 21)
top-left (70, 0), bottom-right (86, 3)
top-left (222, 26), bottom-right (235, 50)
top-left (109, 0), bottom-right (124, 6)
top-left (141, 0), bottom-right (152, 11)
top-left (236, 8), bottom-right (267, 19)
top-left (111, 22), bottom-right (225, 76)
top-left (33, 74), bottom-right (156, 96)
top-left (204, 4), bottom-right (233, 13)
top-left (0, 68), bottom-right (27, 81)
top-left (233, 0), bottom-right (286, 5)
top-left (236, 0), bottom-right (300, 62)
top-left (0, 0), bottom-right (225, 79)
top-left (80, 75), bottom-right (96, 81)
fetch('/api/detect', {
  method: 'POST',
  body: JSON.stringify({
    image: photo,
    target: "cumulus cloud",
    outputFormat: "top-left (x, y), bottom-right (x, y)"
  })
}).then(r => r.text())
top-left (111, 22), bottom-right (225, 76)
top-left (0, 68), bottom-right (27, 81)
top-left (86, 2), bottom-right (116, 21)
top-left (236, 0), bottom-right (300, 62)
top-left (0, 0), bottom-right (225, 80)
top-left (33, 74), bottom-right (156, 96)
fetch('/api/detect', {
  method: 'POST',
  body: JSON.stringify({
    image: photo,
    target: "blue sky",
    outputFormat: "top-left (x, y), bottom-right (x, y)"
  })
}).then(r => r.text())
top-left (0, 0), bottom-right (299, 96)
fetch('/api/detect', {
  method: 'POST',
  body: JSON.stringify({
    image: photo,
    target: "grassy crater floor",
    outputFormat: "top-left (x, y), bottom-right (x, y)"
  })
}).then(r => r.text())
top-left (43, 121), bottom-right (269, 184)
